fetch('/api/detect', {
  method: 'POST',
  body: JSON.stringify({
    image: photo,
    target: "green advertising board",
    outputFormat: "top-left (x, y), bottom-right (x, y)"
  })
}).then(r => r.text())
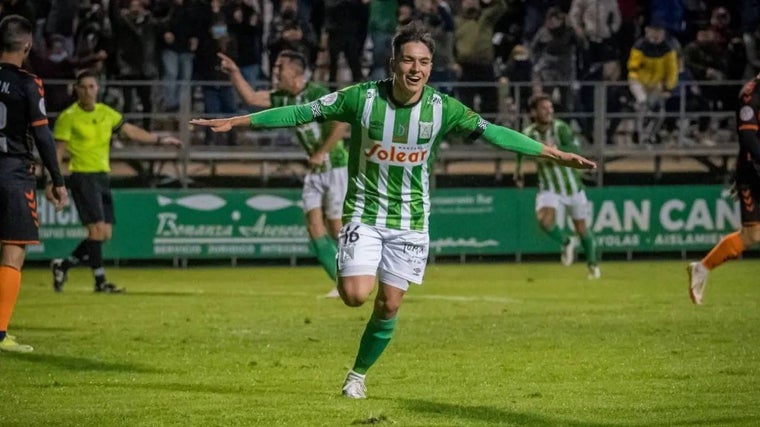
top-left (26, 185), bottom-right (746, 260)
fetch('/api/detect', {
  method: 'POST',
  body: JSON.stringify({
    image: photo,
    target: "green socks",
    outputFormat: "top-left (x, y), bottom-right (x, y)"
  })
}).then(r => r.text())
top-left (352, 314), bottom-right (397, 375)
top-left (311, 235), bottom-right (338, 281)
top-left (544, 224), bottom-right (567, 245)
top-left (580, 231), bottom-right (597, 265)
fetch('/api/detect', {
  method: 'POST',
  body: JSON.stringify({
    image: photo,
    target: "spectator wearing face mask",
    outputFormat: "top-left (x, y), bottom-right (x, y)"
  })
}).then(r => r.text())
top-left (28, 34), bottom-right (77, 126)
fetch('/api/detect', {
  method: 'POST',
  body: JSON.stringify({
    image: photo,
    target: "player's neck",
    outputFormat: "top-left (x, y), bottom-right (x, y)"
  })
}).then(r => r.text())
top-left (77, 101), bottom-right (96, 111)
top-left (390, 81), bottom-right (422, 106)
top-left (535, 121), bottom-right (552, 132)
top-left (286, 79), bottom-right (306, 95)
top-left (0, 52), bottom-right (24, 67)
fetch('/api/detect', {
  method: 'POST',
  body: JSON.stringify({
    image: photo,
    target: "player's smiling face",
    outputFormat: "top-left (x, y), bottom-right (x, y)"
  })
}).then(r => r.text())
top-left (391, 41), bottom-right (432, 103)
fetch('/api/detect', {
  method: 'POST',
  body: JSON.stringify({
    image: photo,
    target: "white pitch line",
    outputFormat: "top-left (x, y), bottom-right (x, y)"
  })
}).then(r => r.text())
top-left (406, 294), bottom-right (521, 304)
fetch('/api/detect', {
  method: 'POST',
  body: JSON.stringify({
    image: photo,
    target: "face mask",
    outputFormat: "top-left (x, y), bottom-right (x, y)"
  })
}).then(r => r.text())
top-left (49, 52), bottom-right (68, 63)
top-left (211, 24), bottom-right (228, 39)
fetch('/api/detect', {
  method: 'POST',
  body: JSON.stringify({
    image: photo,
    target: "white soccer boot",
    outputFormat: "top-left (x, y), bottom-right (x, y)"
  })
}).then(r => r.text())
top-left (342, 370), bottom-right (367, 399)
top-left (561, 237), bottom-right (578, 266)
top-left (687, 262), bottom-right (709, 305)
top-left (587, 264), bottom-right (601, 280)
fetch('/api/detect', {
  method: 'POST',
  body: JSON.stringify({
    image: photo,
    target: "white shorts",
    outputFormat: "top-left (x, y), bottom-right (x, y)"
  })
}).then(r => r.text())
top-left (302, 167), bottom-right (347, 220)
top-left (535, 190), bottom-right (590, 220)
top-left (337, 221), bottom-right (429, 291)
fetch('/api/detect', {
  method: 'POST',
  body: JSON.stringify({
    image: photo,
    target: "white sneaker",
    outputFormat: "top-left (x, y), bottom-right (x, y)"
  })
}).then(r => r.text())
top-left (0, 335), bottom-right (33, 353)
top-left (688, 262), bottom-right (709, 305)
top-left (324, 287), bottom-right (340, 299)
top-left (587, 264), bottom-right (601, 280)
top-left (342, 370), bottom-right (367, 399)
top-left (561, 237), bottom-right (578, 266)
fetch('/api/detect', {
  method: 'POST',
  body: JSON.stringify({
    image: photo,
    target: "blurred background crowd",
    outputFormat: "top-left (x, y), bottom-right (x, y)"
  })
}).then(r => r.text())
top-left (2, 0), bottom-right (757, 146)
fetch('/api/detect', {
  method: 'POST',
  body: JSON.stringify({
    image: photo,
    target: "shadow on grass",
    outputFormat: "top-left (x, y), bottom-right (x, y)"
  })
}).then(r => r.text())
top-left (116, 291), bottom-right (201, 297)
top-left (4, 353), bottom-right (159, 373)
top-left (401, 399), bottom-right (759, 427)
top-left (10, 325), bottom-right (75, 332)
top-left (95, 381), bottom-right (249, 395)
top-left (401, 399), bottom-right (613, 426)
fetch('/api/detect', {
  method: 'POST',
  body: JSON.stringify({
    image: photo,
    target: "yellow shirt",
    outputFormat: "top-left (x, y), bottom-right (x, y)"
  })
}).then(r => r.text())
top-left (53, 102), bottom-right (123, 173)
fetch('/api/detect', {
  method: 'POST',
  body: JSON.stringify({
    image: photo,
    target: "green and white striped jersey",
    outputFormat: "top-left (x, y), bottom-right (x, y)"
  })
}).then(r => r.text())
top-left (520, 120), bottom-right (584, 196)
top-left (270, 82), bottom-right (348, 170)
top-left (248, 79), bottom-right (546, 232)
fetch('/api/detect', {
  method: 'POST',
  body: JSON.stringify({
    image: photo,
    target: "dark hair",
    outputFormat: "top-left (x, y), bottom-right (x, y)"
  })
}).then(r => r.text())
top-left (277, 50), bottom-right (307, 73)
top-left (0, 15), bottom-right (33, 54)
top-left (75, 68), bottom-right (100, 84)
top-left (392, 21), bottom-right (435, 59)
top-left (528, 93), bottom-right (552, 110)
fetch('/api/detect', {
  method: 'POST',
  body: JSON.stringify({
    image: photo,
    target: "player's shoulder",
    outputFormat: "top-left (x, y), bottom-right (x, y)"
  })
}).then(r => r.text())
top-left (739, 78), bottom-right (760, 102)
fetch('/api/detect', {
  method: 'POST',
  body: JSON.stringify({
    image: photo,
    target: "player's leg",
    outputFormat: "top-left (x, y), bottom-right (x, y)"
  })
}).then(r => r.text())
top-left (303, 172), bottom-right (340, 285)
top-left (342, 228), bottom-right (428, 398)
top-left (343, 281), bottom-right (405, 399)
top-left (54, 174), bottom-right (90, 291)
top-left (689, 185), bottom-right (760, 304)
top-left (0, 244), bottom-right (31, 352)
top-left (570, 191), bottom-right (599, 278)
top-left (536, 191), bottom-right (567, 244)
top-left (537, 191), bottom-right (575, 264)
top-left (89, 175), bottom-right (121, 293)
top-left (0, 183), bottom-right (38, 352)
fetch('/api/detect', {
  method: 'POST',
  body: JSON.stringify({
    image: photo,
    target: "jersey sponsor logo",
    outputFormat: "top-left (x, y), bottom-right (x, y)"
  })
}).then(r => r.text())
top-left (740, 106), bottom-right (754, 122)
top-left (419, 121), bottom-right (433, 138)
top-left (319, 92), bottom-right (338, 106)
top-left (365, 142), bottom-right (430, 166)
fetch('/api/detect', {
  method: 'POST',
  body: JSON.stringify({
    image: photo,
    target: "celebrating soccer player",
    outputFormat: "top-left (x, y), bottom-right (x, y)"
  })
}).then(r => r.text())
top-left (515, 94), bottom-right (600, 279)
top-left (217, 50), bottom-right (349, 298)
top-left (191, 22), bottom-right (596, 398)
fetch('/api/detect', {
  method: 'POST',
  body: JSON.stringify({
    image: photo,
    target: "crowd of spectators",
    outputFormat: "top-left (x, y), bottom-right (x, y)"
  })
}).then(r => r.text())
top-left (2, 0), bottom-right (758, 146)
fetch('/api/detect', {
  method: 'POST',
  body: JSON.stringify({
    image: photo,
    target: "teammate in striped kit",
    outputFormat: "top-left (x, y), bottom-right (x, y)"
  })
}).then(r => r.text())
top-left (191, 23), bottom-right (596, 399)
top-left (217, 50), bottom-right (350, 298)
top-left (515, 94), bottom-right (600, 279)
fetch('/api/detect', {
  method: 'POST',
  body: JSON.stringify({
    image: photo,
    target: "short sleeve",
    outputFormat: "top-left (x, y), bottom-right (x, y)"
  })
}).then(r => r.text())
top-left (311, 84), bottom-right (360, 123)
top-left (442, 95), bottom-right (488, 141)
top-left (53, 109), bottom-right (72, 142)
top-left (104, 104), bottom-right (124, 132)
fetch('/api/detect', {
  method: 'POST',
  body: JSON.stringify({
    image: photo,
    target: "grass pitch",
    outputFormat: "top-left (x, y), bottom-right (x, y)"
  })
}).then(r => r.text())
top-left (2, 260), bottom-right (760, 426)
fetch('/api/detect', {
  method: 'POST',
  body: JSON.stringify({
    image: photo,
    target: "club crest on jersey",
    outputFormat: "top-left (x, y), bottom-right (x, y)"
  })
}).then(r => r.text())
top-left (419, 122), bottom-right (433, 138)
top-left (319, 92), bottom-right (338, 106)
top-left (365, 142), bottom-right (430, 166)
top-left (740, 106), bottom-right (754, 122)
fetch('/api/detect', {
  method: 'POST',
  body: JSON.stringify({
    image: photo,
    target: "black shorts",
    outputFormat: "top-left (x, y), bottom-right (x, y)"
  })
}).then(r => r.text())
top-left (69, 172), bottom-right (115, 225)
top-left (738, 184), bottom-right (760, 224)
top-left (0, 182), bottom-right (39, 244)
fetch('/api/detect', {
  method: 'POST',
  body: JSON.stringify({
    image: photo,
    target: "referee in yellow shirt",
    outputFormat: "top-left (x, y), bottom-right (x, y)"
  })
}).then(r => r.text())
top-left (50, 69), bottom-right (181, 293)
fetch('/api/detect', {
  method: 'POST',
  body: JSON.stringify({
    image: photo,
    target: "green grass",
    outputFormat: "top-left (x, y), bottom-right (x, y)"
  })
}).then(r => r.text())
top-left (3, 261), bottom-right (760, 426)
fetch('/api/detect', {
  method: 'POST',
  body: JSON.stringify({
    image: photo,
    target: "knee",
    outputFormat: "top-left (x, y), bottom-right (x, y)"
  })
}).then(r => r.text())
top-left (375, 300), bottom-right (400, 318)
top-left (340, 290), bottom-right (367, 307)
top-left (538, 218), bottom-right (554, 231)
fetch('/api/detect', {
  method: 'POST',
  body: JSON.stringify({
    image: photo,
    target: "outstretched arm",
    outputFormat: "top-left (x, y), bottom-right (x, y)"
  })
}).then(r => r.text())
top-left (217, 52), bottom-right (272, 108)
top-left (482, 124), bottom-right (596, 169)
top-left (191, 103), bottom-right (318, 132)
top-left (120, 123), bottom-right (183, 147)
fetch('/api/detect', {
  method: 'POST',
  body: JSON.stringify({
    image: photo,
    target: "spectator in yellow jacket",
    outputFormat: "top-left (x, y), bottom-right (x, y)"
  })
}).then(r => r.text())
top-left (627, 24), bottom-right (678, 108)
